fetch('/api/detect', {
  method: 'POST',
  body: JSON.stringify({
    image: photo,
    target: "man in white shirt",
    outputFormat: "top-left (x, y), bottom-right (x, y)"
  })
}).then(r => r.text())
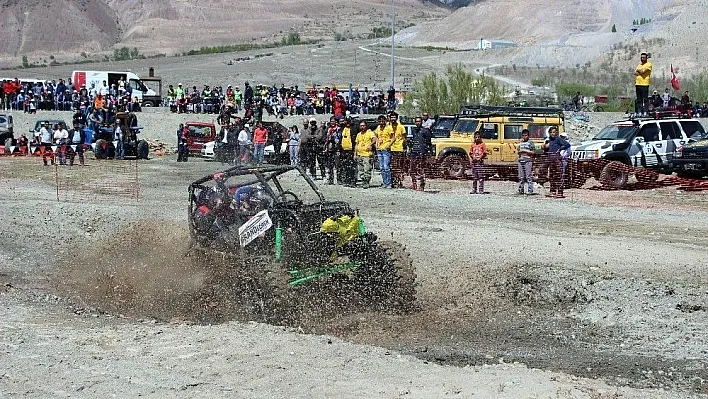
top-left (54, 123), bottom-right (69, 165)
top-left (237, 124), bottom-right (251, 164)
top-left (100, 80), bottom-right (110, 97)
top-left (40, 122), bottom-right (54, 166)
top-left (421, 112), bottom-right (435, 129)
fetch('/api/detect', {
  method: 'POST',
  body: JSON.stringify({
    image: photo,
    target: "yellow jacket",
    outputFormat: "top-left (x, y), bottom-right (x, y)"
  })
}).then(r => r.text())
top-left (635, 61), bottom-right (652, 86)
top-left (355, 129), bottom-right (376, 157)
top-left (341, 127), bottom-right (353, 151)
top-left (388, 123), bottom-right (407, 152)
top-left (375, 125), bottom-right (392, 151)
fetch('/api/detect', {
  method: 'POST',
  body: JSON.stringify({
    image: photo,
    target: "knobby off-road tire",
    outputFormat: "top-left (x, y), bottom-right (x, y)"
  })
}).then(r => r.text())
top-left (441, 154), bottom-right (468, 179)
top-left (356, 240), bottom-right (417, 312)
top-left (94, 139), bottom-right (108, 159)
top-left (183, 246), bottom-right (290, 324)
top-left (599, 161), bottom-right (629, 188)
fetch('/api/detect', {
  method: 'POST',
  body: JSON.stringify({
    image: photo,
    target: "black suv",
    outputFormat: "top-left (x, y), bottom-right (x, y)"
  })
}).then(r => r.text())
top-left (671, 132), bottom-right (708, 178)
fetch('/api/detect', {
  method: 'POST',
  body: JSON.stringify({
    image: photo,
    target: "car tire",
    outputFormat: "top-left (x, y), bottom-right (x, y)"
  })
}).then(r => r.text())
top-left (440, 154), bottom-right (468, 179)
top-left (599, 161), bottom-right (629, 188)
top-left (137, 140), bottom-right (149, 159)
top-left (676, 170), bottom-right (705, 180)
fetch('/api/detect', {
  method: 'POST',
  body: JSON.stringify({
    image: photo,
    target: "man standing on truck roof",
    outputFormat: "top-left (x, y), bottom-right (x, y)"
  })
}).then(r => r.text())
top-left (634, 52), bottom-right (652, 117)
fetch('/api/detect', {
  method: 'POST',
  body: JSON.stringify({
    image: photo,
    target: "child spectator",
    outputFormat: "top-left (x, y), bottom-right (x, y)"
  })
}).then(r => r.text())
top-left (517, 129), bottom-right (536, 195)
top-left (469, 131), bottom-right (487, 194)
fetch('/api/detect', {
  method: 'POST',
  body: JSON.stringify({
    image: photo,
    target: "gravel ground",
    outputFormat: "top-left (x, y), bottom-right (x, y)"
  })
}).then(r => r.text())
top-left (1, 109), bottom-right (708, 397)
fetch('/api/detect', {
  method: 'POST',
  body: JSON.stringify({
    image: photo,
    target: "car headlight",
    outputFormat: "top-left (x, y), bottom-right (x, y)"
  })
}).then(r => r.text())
top-left (674, 147), bottom-right (683, 158)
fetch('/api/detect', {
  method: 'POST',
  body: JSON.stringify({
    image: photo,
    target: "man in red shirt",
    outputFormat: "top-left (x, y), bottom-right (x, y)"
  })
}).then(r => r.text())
top-left (252, 121), bottom-right (269, 164)
top-left (469, 131), bottom-right (488, 194)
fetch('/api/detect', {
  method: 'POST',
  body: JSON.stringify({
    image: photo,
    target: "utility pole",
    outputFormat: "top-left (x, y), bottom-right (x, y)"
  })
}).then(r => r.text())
top-left (390, 0), bottom-right (396, 90)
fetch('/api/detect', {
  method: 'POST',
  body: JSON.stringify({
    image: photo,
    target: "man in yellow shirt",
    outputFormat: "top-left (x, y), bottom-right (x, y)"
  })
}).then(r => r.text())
top-left (337, 118), bottom-right (356, 187)
top-left (635, 52), bottom-right (652, 116)
top-left (386, 112), bottom-right (407, 188)
top-left (355, 121), bottom-right (376, 188)
top-left (375, 114), bottom-right (393, 188)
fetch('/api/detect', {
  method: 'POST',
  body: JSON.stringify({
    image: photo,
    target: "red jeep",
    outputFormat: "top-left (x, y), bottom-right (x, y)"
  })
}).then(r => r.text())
top-left (183, 122), bottom-right (217, 155)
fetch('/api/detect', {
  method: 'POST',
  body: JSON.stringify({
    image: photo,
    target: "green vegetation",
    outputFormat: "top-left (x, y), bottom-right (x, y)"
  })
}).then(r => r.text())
top-left (334, 32), bottom-right (347, 42)
top-left (113, 47), bottom-right (143, 61)
top-left (633, 18), bottom-right (652, 25)
top-left (281, 31), bottom-right (301, 46)
top-left (182, 35), bottom-right (319, 56)
top-left (611, 24), bottom-right (617, 33)
top-left (399, 63), bottom-right (506, 116)
top-left (369, 26), bottom-right (392, 39)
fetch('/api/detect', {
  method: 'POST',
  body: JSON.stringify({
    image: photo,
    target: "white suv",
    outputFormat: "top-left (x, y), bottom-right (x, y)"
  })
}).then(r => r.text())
top-left (571, 117), bottom-right (704, 170)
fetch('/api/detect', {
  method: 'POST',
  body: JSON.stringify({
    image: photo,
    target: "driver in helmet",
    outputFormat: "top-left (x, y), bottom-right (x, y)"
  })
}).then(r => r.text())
top-left (233, 185), bottom-right (274, 214)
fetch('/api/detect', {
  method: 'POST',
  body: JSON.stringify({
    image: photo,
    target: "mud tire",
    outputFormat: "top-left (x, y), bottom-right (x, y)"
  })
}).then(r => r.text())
top-left (440, 154), bottom-right (468, 179)
top-left (356, 240), bottom-right (417, 312)
top-left (599, 161), bottom-right (629, 188)
top-left (94, 139), bottom-right (108, 159)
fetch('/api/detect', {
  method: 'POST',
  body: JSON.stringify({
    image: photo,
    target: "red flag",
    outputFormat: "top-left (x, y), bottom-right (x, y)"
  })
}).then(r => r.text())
top-left (671, 64), bottom-right (680, 91)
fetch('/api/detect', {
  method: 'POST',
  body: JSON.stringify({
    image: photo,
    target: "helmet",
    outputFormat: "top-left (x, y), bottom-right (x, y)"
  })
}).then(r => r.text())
top-left (248, 189), bottom-right (274, 212)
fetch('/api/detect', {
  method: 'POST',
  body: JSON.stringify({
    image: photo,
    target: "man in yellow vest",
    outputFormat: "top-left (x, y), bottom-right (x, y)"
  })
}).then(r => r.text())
top-left (386, 111), bottom-right (407, 188)
top-left (355, 120), bottom-right (376, 188)
top-left (634, 52), bottom-right (652, 116)
top-left (374, 114), bottom-right (393, 188)
top-left (337, 118), bottom-right (356, 187)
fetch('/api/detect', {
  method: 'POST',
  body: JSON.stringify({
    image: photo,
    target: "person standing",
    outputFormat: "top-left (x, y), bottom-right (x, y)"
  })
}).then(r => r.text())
top-left (661, 88), bottom-right (671, 108)
top-left (542, 126), bottom-right (570, 198)
top-left (469, 131), bottom-right (487, 194)
top-left (177, 123), bottom-right (189, 162)
top-left (252, 121), bottom-right (268, 164)
top-left (40, 122), bottom-right (54, 166)
top-left (323, 118), bottom-right (341, 185)
top-left (300, 118), bottom-right (319, 178)
top-left (634, 52), bottom-right (652, 116)
top-left (68, 123), bottom-right (86, 166)
top-left (407, 116), bottom-right (432, 191)
top-left (516, 129), bottom-right (536, 195)
top-left (338, 118), bottom-right (355, 187)
top-left (374, 114), bottom-right (393, 188)
top-left (288, 126), bottom-right (300, 166)
top-left (238, 124), bottom-right (252, 164)
top-left (355, 121), bottom-right (376, 189)
top-left (387, 112), bottom-right (407, 188)
top-left (421, 112), bottom-right (434, 129)
top-left (114, 120), bottom-right (124, 160)
top-left (54, 123), bottom-right (69, 165)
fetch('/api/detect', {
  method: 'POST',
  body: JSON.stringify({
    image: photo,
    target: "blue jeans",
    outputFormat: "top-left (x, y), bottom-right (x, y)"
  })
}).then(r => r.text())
top-left (377, 149), bottom-right (391, 187)
top-left (254, 143), bottom-right (265, 164)
top-left (115, 139), bottom-right (124, 159)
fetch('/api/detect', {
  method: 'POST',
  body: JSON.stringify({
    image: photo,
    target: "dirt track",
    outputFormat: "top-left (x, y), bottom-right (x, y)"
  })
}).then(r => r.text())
top-left (1, 118), bottom-right (708, 397)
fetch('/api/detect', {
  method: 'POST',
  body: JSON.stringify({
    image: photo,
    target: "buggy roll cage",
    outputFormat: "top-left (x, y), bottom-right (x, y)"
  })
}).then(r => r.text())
top-left (188, 164), bottom-right (325, 205)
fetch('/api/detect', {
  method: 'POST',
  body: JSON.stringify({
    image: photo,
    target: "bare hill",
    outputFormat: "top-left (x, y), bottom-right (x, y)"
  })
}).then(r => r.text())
top-left (0, 0), bottom-right (448, 58)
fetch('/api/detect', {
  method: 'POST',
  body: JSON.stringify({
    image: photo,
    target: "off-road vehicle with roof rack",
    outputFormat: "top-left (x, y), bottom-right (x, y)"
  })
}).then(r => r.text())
top-left (432, 105), bottom-right (564, 179)
top-left (571, 113), bottom-right (705, 187)
top-left (669, 129), bottom-right (708, 178)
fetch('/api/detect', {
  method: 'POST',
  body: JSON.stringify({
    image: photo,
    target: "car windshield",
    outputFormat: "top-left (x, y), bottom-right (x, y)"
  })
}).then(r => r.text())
top-left (433, 117), bottom-right (455, 134)
top-left (593, 125), bottom-right (636, 140)
top-left (187, 125), bottom-right (213, 138)
top-left (452, 119), bottom-right (479, 134)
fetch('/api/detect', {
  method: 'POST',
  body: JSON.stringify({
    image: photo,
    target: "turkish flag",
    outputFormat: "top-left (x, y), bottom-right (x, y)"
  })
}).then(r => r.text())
top-left (671, 64), bottom-right (680, 91)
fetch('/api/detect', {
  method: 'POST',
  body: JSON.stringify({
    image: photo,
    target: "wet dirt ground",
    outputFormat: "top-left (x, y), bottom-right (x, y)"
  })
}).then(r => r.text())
top-left (1, 151), bottom-right (707, 397)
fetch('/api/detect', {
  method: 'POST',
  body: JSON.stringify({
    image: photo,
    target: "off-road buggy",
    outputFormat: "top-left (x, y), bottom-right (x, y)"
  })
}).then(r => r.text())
top-left (187, 165), bottom-right (416, 321)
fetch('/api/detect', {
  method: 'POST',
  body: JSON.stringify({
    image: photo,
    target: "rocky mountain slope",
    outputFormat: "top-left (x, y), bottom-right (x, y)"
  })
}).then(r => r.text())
top-left (0, 0), bottom-right (447, 58)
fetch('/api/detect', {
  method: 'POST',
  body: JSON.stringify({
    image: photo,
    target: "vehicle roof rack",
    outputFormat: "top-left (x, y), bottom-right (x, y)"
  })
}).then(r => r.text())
top-left (459, 105), bottom-right (564, 118)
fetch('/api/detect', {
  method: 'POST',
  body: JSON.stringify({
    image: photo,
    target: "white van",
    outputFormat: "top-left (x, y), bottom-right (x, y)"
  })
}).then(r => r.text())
top-left (72, 70), bottom-right (161, 106)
